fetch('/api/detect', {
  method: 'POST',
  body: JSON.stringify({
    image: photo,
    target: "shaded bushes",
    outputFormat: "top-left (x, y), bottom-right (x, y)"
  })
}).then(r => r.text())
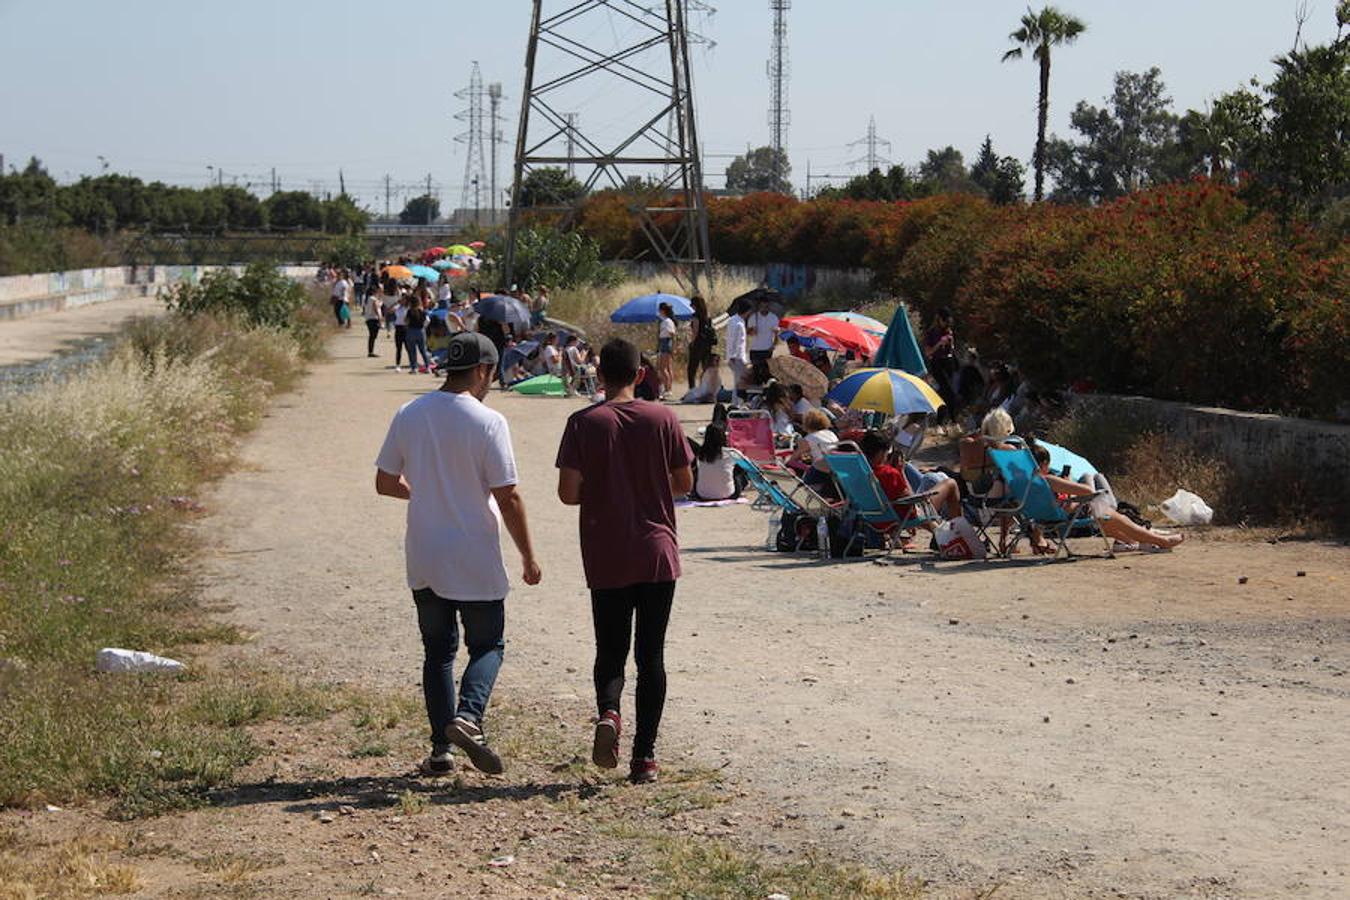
top-left (574, 181), bottom-right (1347, 417)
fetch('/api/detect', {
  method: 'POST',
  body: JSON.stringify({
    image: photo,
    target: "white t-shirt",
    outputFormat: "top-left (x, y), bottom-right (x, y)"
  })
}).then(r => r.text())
top-left (437, 283), bottom-right (452, 302)
top-left (362, 295), bottom-right (381, 320)
top-left (331, 278), bottom-right (350, 301)
top-left (393, 303), bottom-right (409, 326)
top-left (724, 315), bottom-right (748, 364)
top-left (695, 451), bottom-right (737, 500)
top-left (375, 391), bottom-right (518, 601)
top-left (541, 344), bottom-right (561, 374)
top-left (659, 318), bottom-right (677, 340)
top-left (805, 428), bottom-right (839, 472)
top-left (748, 311), bottom-right (780, 353)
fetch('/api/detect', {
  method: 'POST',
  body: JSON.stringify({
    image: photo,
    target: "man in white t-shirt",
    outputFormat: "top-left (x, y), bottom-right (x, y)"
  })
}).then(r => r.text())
top-left (724, 308), bottom-right (750, 405)
top-left (330, 271), bottom-right (351, 327)
top-left (746, 298), bottom-right (780, 385)
top-left (376, 332), bottom-right (541, 776)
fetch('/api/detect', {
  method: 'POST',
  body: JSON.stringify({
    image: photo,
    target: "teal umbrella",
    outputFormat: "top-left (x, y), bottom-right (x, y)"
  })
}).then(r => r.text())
top-left (874, 303), bottom-right (927, 377)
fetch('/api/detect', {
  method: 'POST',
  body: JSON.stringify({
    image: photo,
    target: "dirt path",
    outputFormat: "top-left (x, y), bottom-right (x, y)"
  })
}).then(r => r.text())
top-left (69, 328), bottom-right (1350, 897)
top-left (0, 294), bottom-right (162, 367)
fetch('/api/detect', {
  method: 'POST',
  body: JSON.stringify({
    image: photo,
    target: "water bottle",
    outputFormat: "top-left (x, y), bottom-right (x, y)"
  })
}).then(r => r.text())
top-left (765, 509), bottom-right (781, 550)
top-left (816, 516), bottom-right (831, 559)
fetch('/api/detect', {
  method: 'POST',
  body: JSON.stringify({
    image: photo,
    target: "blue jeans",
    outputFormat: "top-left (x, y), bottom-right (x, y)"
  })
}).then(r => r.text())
top-left (412, 590), bottom-right (504, 747)
top-left (404, 328), bottom-right (430, 370)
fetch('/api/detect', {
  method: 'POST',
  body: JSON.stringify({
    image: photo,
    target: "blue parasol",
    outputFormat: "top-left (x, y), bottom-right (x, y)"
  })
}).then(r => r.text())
top-left (610, 292), bottom-right (694, 324)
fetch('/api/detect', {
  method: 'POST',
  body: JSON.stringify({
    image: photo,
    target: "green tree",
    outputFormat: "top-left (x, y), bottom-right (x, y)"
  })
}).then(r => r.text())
top-left (398, 194), bottom-right (440, 225)
top-left (1177, 87), bottom-right (1266, 182)
top-left (1002, 4), bottom-right (1088, 202)
top-left (829, 164), bottom-right (919, 201)
top-left (1045, 68), bottom-right (1182, 203)
top-left (265, 191), bottom-right (323, 230)
top-left (0, 158), bottom-right (60, 225)
top-left (918, 146), bottom-right (980, 194)
top-left (516, 167), bottom-right (587, 207)
top-left (1257, 26), bottom-right (1350, 218)
top-left (725, 147), bottom-right (792, 194)
top-left (322, 193), bottom-right (368, 234)
top-left (970, 136), bottom-right (1027, 204)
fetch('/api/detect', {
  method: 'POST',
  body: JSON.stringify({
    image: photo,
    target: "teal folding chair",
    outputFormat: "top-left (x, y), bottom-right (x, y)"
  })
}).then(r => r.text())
top-left (731, 450), bottom-right (840, 552)
top-left (986, 448), bottom-right (1113, 559)
top-left (822, 444), bottom-right (939, 556)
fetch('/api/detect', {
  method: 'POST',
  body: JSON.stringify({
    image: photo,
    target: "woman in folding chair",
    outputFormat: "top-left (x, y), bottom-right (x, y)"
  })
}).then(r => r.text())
top-left (1027, 444), bottom-right (1184, 552)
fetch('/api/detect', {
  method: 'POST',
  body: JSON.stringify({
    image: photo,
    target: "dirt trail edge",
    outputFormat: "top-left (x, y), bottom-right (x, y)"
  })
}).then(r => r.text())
top-left (77, 330), bottom-right (1350, 897)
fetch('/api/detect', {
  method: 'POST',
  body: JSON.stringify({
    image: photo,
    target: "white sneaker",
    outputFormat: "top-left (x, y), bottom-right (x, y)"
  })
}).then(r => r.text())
top-left (418, 747), bottom-right (454, 776)
top-left (445, 717), bottom-right (504, 774)
top-left (392, 366), bottom-right (402, 372)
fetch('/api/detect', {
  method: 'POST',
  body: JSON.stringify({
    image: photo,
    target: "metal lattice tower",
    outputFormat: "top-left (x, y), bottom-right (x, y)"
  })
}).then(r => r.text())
top-left (455, 62), bottom-right (488, 222)
top-left (847, 115), bottom-right (892, 173)
top-left (767, 0), bottom-right (790, 186)
top-left (506, 0), bottom-right (714, 295)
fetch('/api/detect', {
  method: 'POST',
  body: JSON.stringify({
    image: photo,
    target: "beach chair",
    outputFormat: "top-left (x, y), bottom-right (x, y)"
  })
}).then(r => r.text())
top-left (731, 450), bottom-right (841, 551)
top-left (726, 409), bottom-right (787, 468)
top-left (822, 444), bottom-right (940, 557)
top-left (985, 448), bottom-right (1113, 560)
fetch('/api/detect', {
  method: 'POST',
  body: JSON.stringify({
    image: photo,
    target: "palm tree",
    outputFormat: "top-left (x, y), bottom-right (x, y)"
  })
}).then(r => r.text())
top-left (1002, 6), bottom-right (1087, 202)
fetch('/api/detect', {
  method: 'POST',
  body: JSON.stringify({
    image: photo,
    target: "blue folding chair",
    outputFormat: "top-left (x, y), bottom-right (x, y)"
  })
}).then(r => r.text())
top-left (986, 448), bottom-right (1113, 559)
top-left (822, 444), bottom-right (939, 556)
top-left (731, 450), bottom-right (841, 552)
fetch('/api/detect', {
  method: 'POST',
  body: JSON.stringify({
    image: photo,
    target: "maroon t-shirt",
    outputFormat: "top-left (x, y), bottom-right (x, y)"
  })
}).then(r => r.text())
top-left (556, 399), bottom-right (695, 590)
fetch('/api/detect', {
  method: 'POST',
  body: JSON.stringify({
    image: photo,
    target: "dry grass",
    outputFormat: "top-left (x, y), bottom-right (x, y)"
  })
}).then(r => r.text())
top-left (549, 269), bottom-right (761, 340)
top-left (0, 827), bottom-right (140, 899)
top-left (1044, 405), bottom-right (1344, 537)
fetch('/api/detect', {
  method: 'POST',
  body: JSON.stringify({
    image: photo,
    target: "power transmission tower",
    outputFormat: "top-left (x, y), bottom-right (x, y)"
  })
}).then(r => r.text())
top-left (455, 62), bottom-right (488, 226)
top-left (506, 0), bottom-right (714, 295)
top-left (488, 82), bottom-right (504, 218)
top-left (767, 0), bottom-right (790, 188)
top-left (563, 113), bottom-right (578, 178)
top-left (846, 115), bottom-right (892, 173)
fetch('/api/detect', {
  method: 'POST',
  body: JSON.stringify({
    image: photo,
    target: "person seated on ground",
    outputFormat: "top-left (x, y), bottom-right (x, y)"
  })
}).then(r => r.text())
top-left (635, 353), bottom-right (661, 401)
top-left (789, 409), bottom-right (839, 491)
top-left (857, 431), bottom-right (962, 537)
top-left (681, 353), bottom-right (723, 404)
top-left (761, 383), bottom-right (796, 446)
top-left (425, 316), bottom-right (451, 369)
top-left (687, 422), bottom-right (744, 502)
top-left (539, 333), bottom-right (562, 377)
top-left (787, 384), bottom-right (816, 424)
top-left (1027, 444), bottom-right (1184, 552)
top-left (785, 335), bottom-right (812, 363)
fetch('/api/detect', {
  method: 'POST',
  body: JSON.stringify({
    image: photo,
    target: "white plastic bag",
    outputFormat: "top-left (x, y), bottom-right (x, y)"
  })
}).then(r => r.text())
top-left (95, 648), bottom-right (185, 674)
top-left (934, 516), bottom-right (987, 560)
top-left (1159, 489), bottom-right (1213, 526)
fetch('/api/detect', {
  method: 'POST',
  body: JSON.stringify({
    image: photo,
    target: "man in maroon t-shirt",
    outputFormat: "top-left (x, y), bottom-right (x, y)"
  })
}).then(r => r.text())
top-left (556, 338), bottom-right (695, 784)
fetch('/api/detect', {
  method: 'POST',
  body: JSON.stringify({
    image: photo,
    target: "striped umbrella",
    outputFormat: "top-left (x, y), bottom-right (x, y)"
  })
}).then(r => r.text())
top-left (826, 367), bottom-right (944, 415)
top-left (778, 314), bottom-right (881, 357)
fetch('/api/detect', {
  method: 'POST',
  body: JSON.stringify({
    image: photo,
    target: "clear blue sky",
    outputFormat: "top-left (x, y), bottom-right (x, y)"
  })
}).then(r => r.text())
top-left (1, 0), bottom-right (1340, 212)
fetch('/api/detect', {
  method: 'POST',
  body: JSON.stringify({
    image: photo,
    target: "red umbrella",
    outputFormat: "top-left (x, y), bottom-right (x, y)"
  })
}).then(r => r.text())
top-left (779, 314), bottom-right (882, 358)
top-left (421, 246), bottom-right (447, 262)
top-left (467, 241), bottom-right (486, 249)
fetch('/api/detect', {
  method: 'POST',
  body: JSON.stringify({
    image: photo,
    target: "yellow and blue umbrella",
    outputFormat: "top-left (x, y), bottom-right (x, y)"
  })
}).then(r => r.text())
top-left (827, 367), bottom-right (944, 415)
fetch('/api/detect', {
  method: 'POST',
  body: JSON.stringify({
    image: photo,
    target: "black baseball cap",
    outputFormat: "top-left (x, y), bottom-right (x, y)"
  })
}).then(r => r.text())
top-left (443, 332), bottom-right (499, 371)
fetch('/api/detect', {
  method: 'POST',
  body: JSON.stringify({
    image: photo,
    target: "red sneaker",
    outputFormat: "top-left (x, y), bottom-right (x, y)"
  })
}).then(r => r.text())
top-left (628, 757), bottom-right (659, 785)
top-left (592, 711), bottom-right (621, 769)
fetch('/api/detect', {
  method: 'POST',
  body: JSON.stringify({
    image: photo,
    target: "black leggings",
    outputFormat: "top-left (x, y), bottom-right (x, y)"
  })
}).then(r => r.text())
top-left (591, 581), bottom-right (675, 760)
top-left (393, 325), bottom-right (407, 366)
top-left (687, 343), bottom-right (711, 390)
top-left (365, 318), bottom-right (380, 355)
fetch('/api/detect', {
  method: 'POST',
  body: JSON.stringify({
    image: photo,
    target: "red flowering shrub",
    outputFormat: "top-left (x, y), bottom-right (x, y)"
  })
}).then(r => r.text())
top-left (571, 180), bottom-right (1346, 416)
